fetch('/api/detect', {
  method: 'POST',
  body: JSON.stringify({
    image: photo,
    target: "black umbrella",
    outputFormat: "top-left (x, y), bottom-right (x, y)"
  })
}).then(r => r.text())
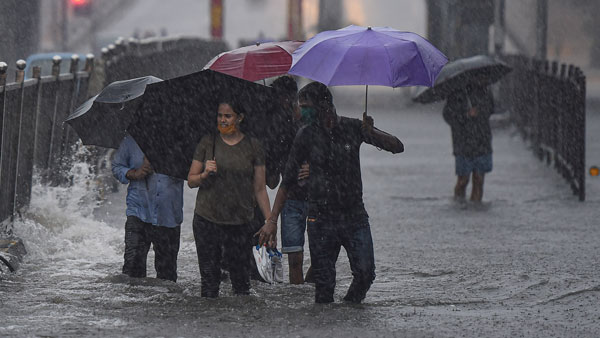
top-left (413, 55), bottom-right (512, 104)
top-left (65, 76), bottom-right (162, 148)
top-left (127, 69), bottom-right (282, 180)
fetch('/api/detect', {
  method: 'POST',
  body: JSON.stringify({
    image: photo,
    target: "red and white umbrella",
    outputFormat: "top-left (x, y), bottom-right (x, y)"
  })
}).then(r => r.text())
top-left (204, 40), bottom-right (304, 82)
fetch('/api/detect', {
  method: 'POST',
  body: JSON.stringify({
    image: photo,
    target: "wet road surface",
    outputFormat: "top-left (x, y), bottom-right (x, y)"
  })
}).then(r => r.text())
top-left (1, 104), bottom-right (599, 337)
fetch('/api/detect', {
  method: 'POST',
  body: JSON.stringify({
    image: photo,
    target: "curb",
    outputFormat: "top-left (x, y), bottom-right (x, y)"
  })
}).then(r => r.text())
top-left (0, 237), bottom-right (27, 274)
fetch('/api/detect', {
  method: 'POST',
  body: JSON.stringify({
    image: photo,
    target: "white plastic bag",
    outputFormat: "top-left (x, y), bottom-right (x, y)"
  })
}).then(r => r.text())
top-left (252, 245), bottom-right (283, 284)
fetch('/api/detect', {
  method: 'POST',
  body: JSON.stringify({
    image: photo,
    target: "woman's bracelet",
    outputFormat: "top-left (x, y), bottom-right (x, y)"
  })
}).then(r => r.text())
top-left (266, 218), bottom-right (277, 224)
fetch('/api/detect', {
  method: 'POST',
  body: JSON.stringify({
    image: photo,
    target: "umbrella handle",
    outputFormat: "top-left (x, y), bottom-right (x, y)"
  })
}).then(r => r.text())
top-left (212, 132), bottom-right (216, 160)
top-left (365, 85), bottom-right (368, 114)
top-left (209, 132), bottom-right (217, 176)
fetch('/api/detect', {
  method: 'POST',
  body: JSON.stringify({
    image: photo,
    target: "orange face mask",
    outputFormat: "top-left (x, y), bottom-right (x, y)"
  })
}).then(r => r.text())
top-left (218, 124), bottom-right (237, 135)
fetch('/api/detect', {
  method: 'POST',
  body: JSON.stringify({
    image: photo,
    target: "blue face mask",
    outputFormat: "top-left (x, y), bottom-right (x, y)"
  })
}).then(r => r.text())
top-left (300, 107), bottom-right (317, 124)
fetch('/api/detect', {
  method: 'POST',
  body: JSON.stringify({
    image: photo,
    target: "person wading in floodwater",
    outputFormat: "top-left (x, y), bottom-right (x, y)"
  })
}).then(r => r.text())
top-left (257, 82), bottom-right (404, 303)
top-left (187, 98), bottom-right (271, 297)
top-left (443, 84), bottom-right (494, 203)
top-left (112, 135), bottom-right (184, 282)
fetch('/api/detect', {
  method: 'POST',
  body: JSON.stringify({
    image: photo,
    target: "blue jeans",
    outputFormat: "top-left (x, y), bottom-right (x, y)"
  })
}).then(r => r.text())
top-left (455, 153), bottom-right (493, 176)
top-left (307, 215), bottom-right (375, 303)
top-left (281, 200), bottom-right (309, 253)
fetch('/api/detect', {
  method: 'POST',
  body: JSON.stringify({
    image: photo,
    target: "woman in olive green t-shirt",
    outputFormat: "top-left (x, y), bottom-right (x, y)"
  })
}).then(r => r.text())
top-left (187, 100), bottom-right (271, 297)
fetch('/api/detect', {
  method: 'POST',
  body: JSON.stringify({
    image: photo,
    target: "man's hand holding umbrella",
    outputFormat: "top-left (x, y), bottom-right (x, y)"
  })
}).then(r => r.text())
top-left (126, 157), bottom-right (154, 181)
top-left (361, 112), bottom-right (404, 154)
top-left (361, 111), bottom-right (374, 135)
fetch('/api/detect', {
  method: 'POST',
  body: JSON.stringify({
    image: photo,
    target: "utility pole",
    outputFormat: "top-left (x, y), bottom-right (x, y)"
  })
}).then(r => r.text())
top-left (536, 0), bottom-right (547, 60)
top-left (318, 0), bottom-right (342, 32)
top-left (210, 0), bottom-right (224, 40)
top-left (61, 0), bottom-right (69, 50)
top-left (287, 0), bottom-right (304, 40)
top-left (493, 0), bottom-right (505, 55)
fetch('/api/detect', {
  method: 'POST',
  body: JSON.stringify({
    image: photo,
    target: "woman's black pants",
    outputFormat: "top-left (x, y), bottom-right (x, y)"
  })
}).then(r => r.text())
top-left (192, 214), bottom-right (252, 297)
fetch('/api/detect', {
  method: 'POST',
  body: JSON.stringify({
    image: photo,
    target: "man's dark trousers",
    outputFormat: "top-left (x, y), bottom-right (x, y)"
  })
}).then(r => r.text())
top-left (122, 216), bottom-right (180, 282)
top-left (307, 215), bottom-right (376, 303)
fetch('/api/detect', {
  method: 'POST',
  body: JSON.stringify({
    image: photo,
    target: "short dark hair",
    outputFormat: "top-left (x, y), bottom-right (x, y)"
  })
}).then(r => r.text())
top-left (298, 81), bottom-right (333, 107)
top-left (271, 75), bottom-right (298, 95)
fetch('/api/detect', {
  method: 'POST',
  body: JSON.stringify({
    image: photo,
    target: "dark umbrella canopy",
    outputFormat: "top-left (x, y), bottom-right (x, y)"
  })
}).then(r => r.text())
top-left (127, 69), bottom-right (281, 180)
top-left (65, 76), bottom-right (162, 148)
top-left (413, 55), bottom-right (512, 104)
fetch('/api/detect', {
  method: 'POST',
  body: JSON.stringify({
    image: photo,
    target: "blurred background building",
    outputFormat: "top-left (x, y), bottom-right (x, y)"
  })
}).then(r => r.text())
top-left (0, 0), bottom-right (41, 74)
top-left (1, 0), bottom-right (599, 74)
top-left (426, 0), bottom-right (600, 69)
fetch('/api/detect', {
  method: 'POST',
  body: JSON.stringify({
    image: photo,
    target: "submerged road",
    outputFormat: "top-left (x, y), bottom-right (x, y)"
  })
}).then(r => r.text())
top-left (1, 101), bottom-right (599, 337)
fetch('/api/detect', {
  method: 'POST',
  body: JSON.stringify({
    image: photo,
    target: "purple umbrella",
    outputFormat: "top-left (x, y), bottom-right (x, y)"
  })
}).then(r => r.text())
top-left (289, 25), bottom-right (448, 112)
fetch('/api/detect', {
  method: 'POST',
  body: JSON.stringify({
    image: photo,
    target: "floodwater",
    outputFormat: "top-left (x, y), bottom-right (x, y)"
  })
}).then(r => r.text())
top-left (1, 105), bottom-right (599, 337)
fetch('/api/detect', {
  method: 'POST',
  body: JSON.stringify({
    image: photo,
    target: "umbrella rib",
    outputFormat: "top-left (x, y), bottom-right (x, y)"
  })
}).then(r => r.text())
top-left (309, 39), bottom-right (346, 84)
top-left (382, 35), bottom-right (430, 87)
top-left (379, 31), bottom-right (444, 87)
top-left (373, 32), bottom-right (395, 87)
top-left (292, 31), bottom-right (362, 84)
top-left (357, 32), bottom-right (373, 85)
top-left (327, 32), bottom-right (365, 85)
top-left (413, 47), bottom-right (433, 86)
top-left (240, 51), bottom-right (251, 79)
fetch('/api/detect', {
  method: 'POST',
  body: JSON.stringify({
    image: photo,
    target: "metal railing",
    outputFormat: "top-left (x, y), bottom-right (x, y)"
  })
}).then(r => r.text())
top-left (498, 54), bottom-right (586, 201)
top-left (101, 36), bottom-right (228, 83)
top-left (0, 54), bottom-right (95, 228)
top-left (1, 36), bottom-right (229, 228)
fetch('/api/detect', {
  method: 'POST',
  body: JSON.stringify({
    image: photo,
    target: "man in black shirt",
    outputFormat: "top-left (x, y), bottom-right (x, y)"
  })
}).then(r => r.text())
top-left (258, 82), bottom-right (403, 303)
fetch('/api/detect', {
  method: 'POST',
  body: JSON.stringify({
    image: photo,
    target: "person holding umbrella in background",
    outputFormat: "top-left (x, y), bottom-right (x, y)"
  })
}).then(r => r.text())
top-left (413, 55), bottom-right (511, 202)
top-left (258, 82), bottom-right (404, 303)
top-left (111, 135), bottom-right (184, 282)
top-left (443, 84), bottom-right (494, 202)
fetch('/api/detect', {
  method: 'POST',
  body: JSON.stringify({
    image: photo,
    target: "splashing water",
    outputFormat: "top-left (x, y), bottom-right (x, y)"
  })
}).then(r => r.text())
top-left (17, 144), bottom-right (123, 263)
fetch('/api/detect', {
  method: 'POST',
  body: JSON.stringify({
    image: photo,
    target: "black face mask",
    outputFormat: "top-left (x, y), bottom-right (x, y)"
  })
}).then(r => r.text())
top-left (300, 106), bottom-right (317, 124)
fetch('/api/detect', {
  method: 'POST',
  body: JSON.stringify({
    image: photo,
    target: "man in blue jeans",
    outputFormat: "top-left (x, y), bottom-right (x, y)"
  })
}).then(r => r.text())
top-left (267, 75), bottom-right (313, 284)
top-left (259, 82), bottom-right (404, 303)
top-left (112, 134), bottom-right (184, 282)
